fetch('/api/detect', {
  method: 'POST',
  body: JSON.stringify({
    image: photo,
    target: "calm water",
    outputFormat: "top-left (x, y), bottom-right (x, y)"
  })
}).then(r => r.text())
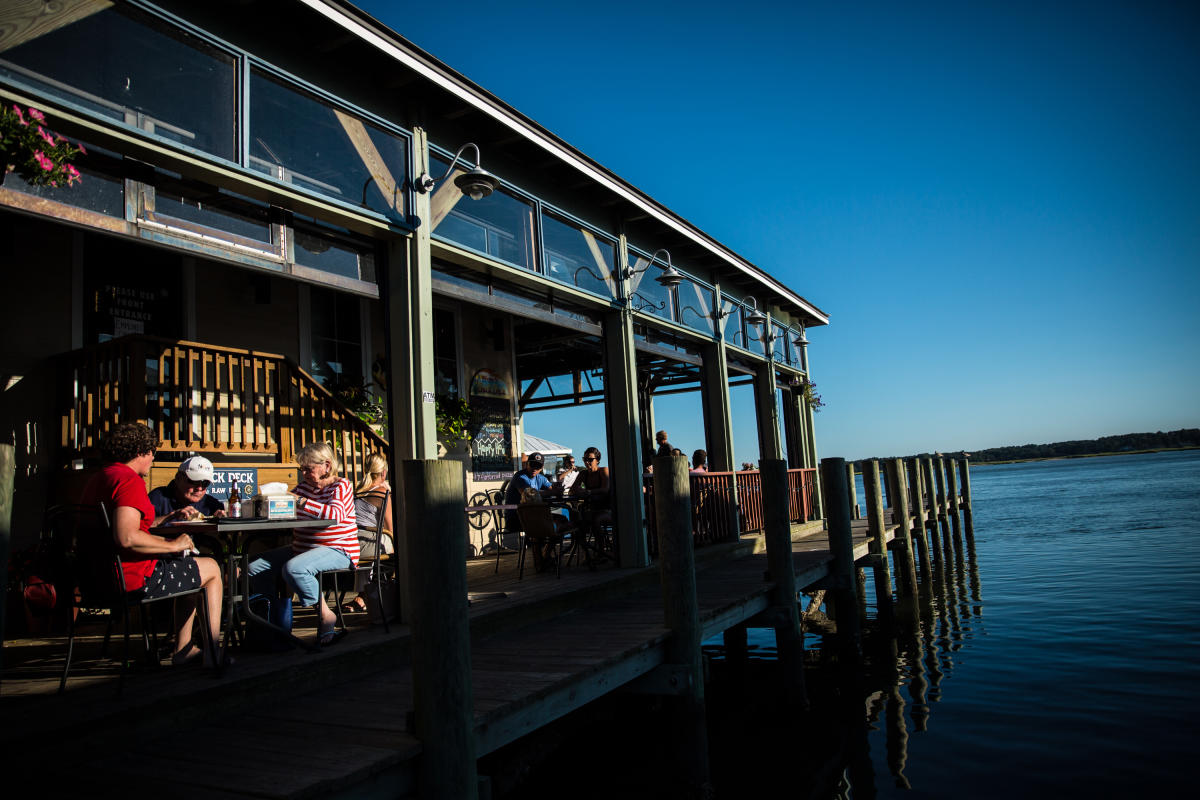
top-left (501, 450), bottom-right (1200, 798)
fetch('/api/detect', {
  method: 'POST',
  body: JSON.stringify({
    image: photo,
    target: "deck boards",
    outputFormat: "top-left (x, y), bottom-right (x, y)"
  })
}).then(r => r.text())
top-left (2, 517), bottom-right (906, 797)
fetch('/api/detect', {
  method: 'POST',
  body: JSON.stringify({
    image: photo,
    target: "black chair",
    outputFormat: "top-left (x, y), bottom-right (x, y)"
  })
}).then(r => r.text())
top-left (516, 502), bottom-right (575, 580)
top-left (322, 489), bottom-right (392, 634)
top-left (59, 503), bottom-right (217, 695)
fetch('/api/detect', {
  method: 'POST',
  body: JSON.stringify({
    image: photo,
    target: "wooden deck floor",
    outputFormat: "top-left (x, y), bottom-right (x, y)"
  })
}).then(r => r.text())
top-left (1, 518), bottom-right (892, 798)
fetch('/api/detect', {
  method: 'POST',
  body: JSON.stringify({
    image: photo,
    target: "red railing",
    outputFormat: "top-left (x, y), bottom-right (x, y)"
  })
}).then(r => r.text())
top-left (788, 468), bottom-right (817, 523)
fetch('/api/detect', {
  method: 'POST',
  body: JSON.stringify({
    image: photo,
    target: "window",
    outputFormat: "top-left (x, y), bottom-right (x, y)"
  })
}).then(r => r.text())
top-left (5, 144), bottom-right (125, 218)
top-left (0, 3), bottom-right (237, 161)
top-left (142, 173), bottom-right (275, 251)
top-left (626, 249), bottom-right (675, 322)
top-left (719, 297), bottom-right (748, 351)
top-left (249, 68), bottom-right (408, 220)
top-left (433, 308), bottom-right (460, 399)
top-left (540, 211), bottom-right (617, 299)
top-left (294, 226), bottom-right (376, 283)
top-left (310, 288), bottom-right (363, 388)
top-left (677, 278), bottom-right (715, 336)
top-left (430, 153), bottom-right (535, 270)
top-left (772, 323), bottom-right (793, 364)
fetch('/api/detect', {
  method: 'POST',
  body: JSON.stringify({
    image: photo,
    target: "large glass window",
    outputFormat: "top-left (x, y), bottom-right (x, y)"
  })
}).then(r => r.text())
top-left (294, 226), bottom-right (375, 283)
top-left (772, 322), bottom-right (794, 365)
top-left (677, 278), bottom-right (715, 336)
top-left (719, 297), bottom-right (748, 351)
top-left (249, 69), bottom-right (408, 220)
top-left (144, 173), bottom-right (274, 249)
top-left (429, 153), bottom-right (535, 270)
top-left (6, 143), bottom-right (125, 217)
top-left (626, 249), bottom-right (674, 322)
top-left (540, 211), bottom-right (617, 299)
top-left (0, 4), bottom-right (236, 160)
top-left (310, 288), bottom-right (363, 388)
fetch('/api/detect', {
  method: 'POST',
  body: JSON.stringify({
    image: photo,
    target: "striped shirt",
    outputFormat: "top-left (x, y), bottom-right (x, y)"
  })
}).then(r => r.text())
top-left (292, 478), bottom-right (359, 567)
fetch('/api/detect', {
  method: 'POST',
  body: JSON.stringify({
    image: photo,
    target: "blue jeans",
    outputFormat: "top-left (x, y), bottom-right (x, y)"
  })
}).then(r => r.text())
top-left (247, 545), bottom-right (351, 608)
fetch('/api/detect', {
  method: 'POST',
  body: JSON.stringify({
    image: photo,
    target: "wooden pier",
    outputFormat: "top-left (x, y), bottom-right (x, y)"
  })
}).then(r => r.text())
top-left (0, 453), bottom-right (973, 799)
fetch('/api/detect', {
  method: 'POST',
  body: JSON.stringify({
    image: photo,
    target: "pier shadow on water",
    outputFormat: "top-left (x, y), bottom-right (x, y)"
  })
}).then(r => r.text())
top-left (485, 537), bottom-right (982, 799)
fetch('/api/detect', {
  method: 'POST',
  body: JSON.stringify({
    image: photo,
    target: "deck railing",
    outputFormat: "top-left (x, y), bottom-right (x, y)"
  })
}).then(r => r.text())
top-left (57, 335), bottom-right (386, 485)
top-left (643, 467), bottom-right (817, 556)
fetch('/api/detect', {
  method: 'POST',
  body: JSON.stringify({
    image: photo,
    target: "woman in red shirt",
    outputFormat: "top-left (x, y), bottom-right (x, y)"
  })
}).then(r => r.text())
top-left (81, 422), bottom-right (223, 665)
top-left (246, 441), bottom-right (358, 646)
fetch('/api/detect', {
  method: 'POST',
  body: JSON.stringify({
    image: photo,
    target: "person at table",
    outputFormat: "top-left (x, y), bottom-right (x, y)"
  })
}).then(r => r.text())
top-left (556, 454), bottom-right (580, 492)
top-left (148, 455), bottom-right (227, 523)
top-left (344, 452), bottom-right (394, 613)
top-left (247, 441), bottom-right (358, 647)
top-left (503, 451), bottom-right (556, 532)
top-left (81, 422), bottom-right (223, 666)
top-left (572, 446), bottom-right (614, 555)
top-left (691, 449), bottom-right (709, 474)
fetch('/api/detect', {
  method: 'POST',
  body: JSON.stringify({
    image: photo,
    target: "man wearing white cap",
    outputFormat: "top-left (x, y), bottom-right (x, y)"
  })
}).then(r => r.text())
top-left (149, 455), bottom-right (227, 522)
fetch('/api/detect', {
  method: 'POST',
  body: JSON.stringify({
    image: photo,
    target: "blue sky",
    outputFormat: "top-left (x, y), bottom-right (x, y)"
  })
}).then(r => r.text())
top-left (359, 0), bottom-right (1200, 462)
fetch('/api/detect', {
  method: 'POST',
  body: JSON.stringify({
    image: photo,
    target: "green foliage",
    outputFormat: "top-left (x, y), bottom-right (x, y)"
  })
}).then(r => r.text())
top-left (970, 428), bottom-right (1200, 463)
top-left (0, 105), bottom-right (84, 187)
top-left (436, 395), bottom-right (472, 445)
top-left (801, 380), bottom-right (824, 413)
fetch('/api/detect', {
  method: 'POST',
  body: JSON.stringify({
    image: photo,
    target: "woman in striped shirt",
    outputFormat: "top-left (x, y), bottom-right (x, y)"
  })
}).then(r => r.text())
top-left (247, 442), bottom-right (358, 646)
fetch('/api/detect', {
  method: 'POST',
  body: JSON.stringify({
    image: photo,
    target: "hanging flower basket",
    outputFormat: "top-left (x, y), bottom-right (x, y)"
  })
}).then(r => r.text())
top-left (0, 104), bottom-right (84, 188)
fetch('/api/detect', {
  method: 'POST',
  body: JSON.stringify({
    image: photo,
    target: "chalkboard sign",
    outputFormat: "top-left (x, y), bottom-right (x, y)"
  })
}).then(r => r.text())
top-left (206, 468), bottom-right (259, 502)
top-left (470, 396), bottom-right (512, 481)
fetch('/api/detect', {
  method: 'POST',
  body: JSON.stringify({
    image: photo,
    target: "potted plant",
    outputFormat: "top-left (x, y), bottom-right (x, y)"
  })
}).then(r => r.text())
top-left (0, 104), bottom-right (84, 187)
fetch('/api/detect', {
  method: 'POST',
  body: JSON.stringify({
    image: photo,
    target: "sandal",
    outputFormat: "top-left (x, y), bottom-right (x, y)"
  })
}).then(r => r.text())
top-left (318, 629), bottom-right (348, 647)
top-left (171, 645), bottom-right (204, 667)
top-left (341, 597), bottom-right (367, 613)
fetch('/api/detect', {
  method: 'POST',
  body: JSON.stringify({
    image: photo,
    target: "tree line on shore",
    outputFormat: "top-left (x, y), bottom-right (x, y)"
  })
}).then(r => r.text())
top-left (965, 428), bottom-right (1200, 463)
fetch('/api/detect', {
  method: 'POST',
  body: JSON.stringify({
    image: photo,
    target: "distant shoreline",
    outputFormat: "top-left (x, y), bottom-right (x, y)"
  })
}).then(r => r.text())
top-left (974, 446), bottom-right (1200, 466)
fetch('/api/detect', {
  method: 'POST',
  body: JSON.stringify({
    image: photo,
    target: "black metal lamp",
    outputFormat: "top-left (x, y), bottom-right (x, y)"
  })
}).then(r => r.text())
top-left (416, 142), bottom-right (500, 200)
top-left (744, 296), bottom-right (768, 327)
top-left (622, 248), bottom-right (684, 288)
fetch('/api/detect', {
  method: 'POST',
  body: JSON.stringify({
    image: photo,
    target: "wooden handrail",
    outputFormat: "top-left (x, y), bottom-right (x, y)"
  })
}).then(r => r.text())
top-left (57, 335), bottom-right (387, 486)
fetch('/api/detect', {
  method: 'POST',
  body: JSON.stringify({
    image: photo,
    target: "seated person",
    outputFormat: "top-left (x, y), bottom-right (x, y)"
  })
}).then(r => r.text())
top-left (690, 449), bottom-right (709, 474)
top-left (556, 454), bottom-right (580, 492)
top-left (346, 453), bottom-right (394, 613)
top-left (503, 451), bottom-right (557, 532)
top-left (572, 446), bottom-right (614, 556)
top-left (148, 456), bottom-right (227, 522)
top-left (81, 423), bottom-right (223, 666)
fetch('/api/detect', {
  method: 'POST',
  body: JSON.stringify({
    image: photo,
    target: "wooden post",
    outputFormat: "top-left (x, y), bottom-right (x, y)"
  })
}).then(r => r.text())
top-left (886, 459), bottom-right (921, 618)
top-left (699, 340), bottom-right (740, 538)
top-left (0, 444), bottom-right (14, 673)
top-left (958, 457), bottom-right (975, 541)
top-left (761, 459), bottom-right (807, 707)
top-left (653, 453), bottom-right (711, 795)
top-left (933, 456), bottom-right (953, 556)
top-left (860, 459), bottom-right (894, 622)
top-left (946, 457), bottom-right (963, 543)
top-left (403, 459), bottom-right (477, 800)
top-left (906, 458), bottom-right (933, 586)
top-left (846, 461), bottom-right (860, 520)
top-left (920, 457), bottom-right (943, 563)
top-left (820, 457), bottom-right (861, 652)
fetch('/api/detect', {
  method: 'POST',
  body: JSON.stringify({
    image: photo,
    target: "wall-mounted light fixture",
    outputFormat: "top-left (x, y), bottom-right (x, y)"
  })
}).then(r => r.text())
top-left (621, 248), bottom-right (684, 288)
top-left (791, 323), bottom-right (808, 347)
top-left (416, 142), bottom-right (500, 200)
top-left (743, 296), bottom-right (769, 327)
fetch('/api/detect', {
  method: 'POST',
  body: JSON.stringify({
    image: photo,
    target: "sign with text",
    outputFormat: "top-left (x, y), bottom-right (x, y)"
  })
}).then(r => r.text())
top-left (206, 468), bottom-right (259, 502)
top-left (470, 396), bottom-right (513, 482)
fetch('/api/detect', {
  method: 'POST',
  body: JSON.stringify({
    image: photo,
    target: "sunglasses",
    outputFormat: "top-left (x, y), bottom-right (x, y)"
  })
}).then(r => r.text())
top-left (584, 457), bottom-right (599, 463)
top-left (185, 479), bottom-right (211, 489)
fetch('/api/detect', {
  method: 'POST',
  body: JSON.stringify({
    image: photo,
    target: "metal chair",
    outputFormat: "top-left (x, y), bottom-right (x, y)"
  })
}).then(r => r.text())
top-left (59, 503), bottom-right (217, 695)
top-left (516, 501), bottom-right (575, 580)
top-left (322, 489), bottom-right (392, 633)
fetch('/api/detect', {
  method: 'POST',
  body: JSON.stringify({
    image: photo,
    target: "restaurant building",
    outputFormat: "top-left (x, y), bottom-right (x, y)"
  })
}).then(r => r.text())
top-left (0, 0), bottom-right (827, 577)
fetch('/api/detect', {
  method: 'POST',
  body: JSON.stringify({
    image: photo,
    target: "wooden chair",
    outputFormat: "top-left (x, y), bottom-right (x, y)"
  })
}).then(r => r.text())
top-left (322, 489), bottom-right (393, 633)
top-left (59, 504), bottom-right (217, 695)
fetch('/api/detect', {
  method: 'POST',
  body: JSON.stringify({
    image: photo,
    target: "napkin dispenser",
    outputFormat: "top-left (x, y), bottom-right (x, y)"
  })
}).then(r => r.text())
top-left (258, 482), bottom-right (295, 519)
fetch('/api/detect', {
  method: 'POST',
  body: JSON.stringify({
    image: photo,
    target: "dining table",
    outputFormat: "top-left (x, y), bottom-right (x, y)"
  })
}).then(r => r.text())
top-left (151, 516), bottom-right (335, 664)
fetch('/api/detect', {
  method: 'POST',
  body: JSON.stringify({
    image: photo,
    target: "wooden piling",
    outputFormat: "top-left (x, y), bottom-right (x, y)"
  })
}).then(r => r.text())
top-left (946, 457), bottom-right (963, 542)
top-left (761, 458), bottom-right (808, 707)
top-left (402, 459), bottom-right (478, 800)
top-left (820, 457), bottom-right (861, 652)
top-left (933, 456), bottom-right (953, 556)
top-left (860, 460), bottom-right (894, 622)
top-left (653, 453), bottom-right (712, 795)
top-left (906, 458), bottom-right (934, 586)
top-left (921, 457), bottom-right (944, 560)
top-left (0, 444), bottom-right (13, 673)
top-left (846, 461), bottom-right (861, 520)
top-left (958, 457), bottom-right (975, 541)
top-left (886, 459), bottom-right (921, 621)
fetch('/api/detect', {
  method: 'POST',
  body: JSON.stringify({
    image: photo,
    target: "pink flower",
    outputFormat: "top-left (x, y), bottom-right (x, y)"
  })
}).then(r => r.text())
top-left (27, 108), bottom-right (44, 122)
top-left (37, 126), bottom-right (56, 147)
top-left (33, 150), bottom-right (53, 171)
top-left (66, 164), bottom-right (80, 177)
top-left (76, 143), bottom-right (87, 155)
top-left (11, 105), bottom-right (27, 125)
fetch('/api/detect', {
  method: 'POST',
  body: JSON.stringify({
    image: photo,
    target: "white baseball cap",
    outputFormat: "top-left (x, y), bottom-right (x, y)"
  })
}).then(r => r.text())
top-left (178, 456), bottom-right (214, 483)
